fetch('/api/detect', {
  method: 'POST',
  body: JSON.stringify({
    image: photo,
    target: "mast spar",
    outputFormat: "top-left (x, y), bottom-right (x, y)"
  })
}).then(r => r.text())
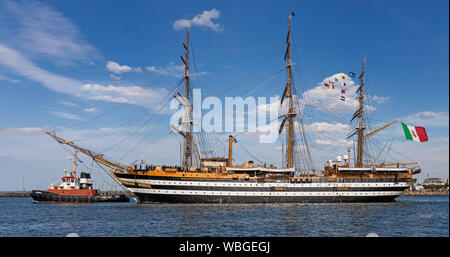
top-left (181, 26), bottom-right (193, 168)
top-left (280, 13), bottom-right (296, 169)
top-left (356, 56), bottom-right (366, 167)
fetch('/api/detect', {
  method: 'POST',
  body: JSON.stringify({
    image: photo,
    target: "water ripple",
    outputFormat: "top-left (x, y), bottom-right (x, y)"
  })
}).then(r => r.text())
top-left (0, 196), bottom-right (447, 237)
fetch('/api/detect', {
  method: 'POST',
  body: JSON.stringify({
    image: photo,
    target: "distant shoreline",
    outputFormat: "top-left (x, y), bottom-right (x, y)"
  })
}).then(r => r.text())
top-left (0, 191), bottom-right (30, 197)
top-left (0, 191), bottom-right (447, 197)
top-left (402, 191), bottom-right (449, 196)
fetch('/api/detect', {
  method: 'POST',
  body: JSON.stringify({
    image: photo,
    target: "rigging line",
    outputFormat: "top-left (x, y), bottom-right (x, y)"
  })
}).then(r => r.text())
top-left (390, 141), bottom-right (417, 163)
top-left (73, 78), bottom-right (185, 142)
top-left (57, 144), bottom-right (96, 174)
top-left (196, 130), bottom-right (210, 159)
top-left (214, 67), bottom-right (284, 101)
top-left (107, 77), bottom-right (187, 155)
top-left (381, 137), bottom-right (395, 164)
top-left (287, 84), bottom-right (314, 169)
top-left (300, 98), bottom-right (351, 125)
top-left (369, 137), bottom-right (390, 163)
top-left (73, 76), bottom-right (171, 133)
top-left (189, 35), bottom-right (204, 89)
top-left (104, 95), bottom-right (173, 154)
top-left (217, 68), bottom-right (284, 119)
top-left (104, 78), bottom-right (183, 142)
top-left (214, 45), bottom-right (284, 96)
top-left (292, 87), bottom-right (314, 164)
top-left (213, 136), bottom-right (229, 156)
top-left (116, 103), bottom-right (173, 161)
top-left (290, 28), bottom-right (309, 97)
top-left (136, 130), bottom-right (175, 161)
top-left (101, 81), bottom-right (184, 153)
top-left (197, 131), bottom-right (215, 158)
top-left (235, 141), bottom-right (264, 164)
top-left (313, 143), bottom-right (346, 157)
top-left (213, 134), bottom-right (231, 158)
top-left (242, 68), bottom-right (284, 97)
top-left (63, 101), bottom-right (128, 130)
top-left (370, 133), bottom-right (417, 163)
top-left (94, 161), bottom-right (130, 192)
top-left (294, 126), bottom-right (315, 169)
top-left (211, 133), bottom-right (247, 163)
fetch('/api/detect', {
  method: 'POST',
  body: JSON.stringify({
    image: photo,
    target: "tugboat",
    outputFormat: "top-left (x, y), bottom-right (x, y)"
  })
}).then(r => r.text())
top-left (30, 150), bottom-right (130, 203)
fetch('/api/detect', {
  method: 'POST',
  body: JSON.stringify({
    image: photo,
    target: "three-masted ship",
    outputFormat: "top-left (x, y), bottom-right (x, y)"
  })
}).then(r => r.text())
top-left (44, 14), bottom-right (421, 203)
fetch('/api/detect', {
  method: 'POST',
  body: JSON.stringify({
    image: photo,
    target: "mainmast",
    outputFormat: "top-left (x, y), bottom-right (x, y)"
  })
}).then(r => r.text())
top-left (181, 27), bottom-right (193, 168)
top-left (355, 56), bottom-right (366, 167)
top-left (280, 12), bottom-right (296, 169)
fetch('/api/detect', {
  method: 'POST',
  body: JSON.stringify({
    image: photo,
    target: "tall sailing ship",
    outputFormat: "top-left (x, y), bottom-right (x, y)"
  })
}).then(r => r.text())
top-left (44, 14), bottom-right (421, 203)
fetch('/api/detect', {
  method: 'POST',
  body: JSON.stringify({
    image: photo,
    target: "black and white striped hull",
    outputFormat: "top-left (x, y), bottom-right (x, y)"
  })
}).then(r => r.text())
top-left (114, 174), bottom-right (409, 203)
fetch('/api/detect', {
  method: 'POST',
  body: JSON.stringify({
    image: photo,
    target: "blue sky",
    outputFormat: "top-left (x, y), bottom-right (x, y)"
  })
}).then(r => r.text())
top-left (0, 0), bottom-right (448, 190)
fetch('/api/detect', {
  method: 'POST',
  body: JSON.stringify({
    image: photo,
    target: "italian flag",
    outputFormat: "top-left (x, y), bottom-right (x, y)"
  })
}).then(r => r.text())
top-left (401, 122), bottom-right (428, 142)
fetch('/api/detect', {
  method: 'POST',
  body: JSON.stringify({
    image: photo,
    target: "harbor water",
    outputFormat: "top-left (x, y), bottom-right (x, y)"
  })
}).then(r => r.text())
top-left (0, 196), bottom-right (447, 237)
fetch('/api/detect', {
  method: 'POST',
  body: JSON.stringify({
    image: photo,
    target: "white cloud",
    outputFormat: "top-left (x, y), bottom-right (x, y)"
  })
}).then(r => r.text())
top-left (84, 108), bottom-right (98, 112)
top-left (301, 73), bottom-right (376, 114)
top-left (145, 62), bottom-right (208, 78)
top-left (0, 73), bottom-right (20, 83)
top-left (106, 61), bottom-right (141, 74)
top-left (402, 111), bottom-right (449, 127)
top-left (146, 63), bottom-right (185, 77)
top-left (371, 95), bottom-right (390, 103)
top-left (302, 73), bottom-right (356, 113)
top-left (58, 100), bottom-right (79, 108)
top-left (0, 44), bottom-right (170, 109)
top-left (2, 0), bottom-right (97, 62)
top-left (82, 84), bottom-right (162, 98)
top-left (110, 74), bottom-right (122, 80)
top-left (107, 61), bottom-right (131, 73)
top-left (308, 122), bottom-right (349, 135)
top-left (315, 139), bottom-right (352, 147)
top-left (0, 43), bottom-right (83, 96)
top-left (88, 94), bottom-right (128, 104)
top-left (81, 83), bottom-right (170, 110)
top-left (173, 9), bottom-right (224, 32)
top-left (0, 127), bottom-right (43, 135)
top-left (50, 110), bottom-right (84, 121)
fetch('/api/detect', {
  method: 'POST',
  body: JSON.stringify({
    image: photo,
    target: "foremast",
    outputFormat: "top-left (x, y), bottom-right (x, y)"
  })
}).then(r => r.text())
top-left (182, 27), bottom-right (193, 168)
top-left (173, 27), bottom-right (201, 169)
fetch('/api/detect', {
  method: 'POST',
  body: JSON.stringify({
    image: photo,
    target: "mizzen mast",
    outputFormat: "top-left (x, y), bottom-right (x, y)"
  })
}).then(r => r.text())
top-left (355, 56), bottom-right (366, 167)
top-left (348, 57), bottom-right (401, 167)
top-left (280, 12), bottom-right (296, 169)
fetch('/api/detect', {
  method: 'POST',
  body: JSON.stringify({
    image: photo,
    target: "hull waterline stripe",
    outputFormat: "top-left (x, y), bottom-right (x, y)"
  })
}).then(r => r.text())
top-left (117, 178), bottom-right (408, 188)
top-left (128, 188), bottom-right (404, 197)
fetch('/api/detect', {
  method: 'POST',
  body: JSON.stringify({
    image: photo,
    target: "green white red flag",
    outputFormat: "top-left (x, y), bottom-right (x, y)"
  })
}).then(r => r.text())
top-left (401, 122), bottom-right (428, 142)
